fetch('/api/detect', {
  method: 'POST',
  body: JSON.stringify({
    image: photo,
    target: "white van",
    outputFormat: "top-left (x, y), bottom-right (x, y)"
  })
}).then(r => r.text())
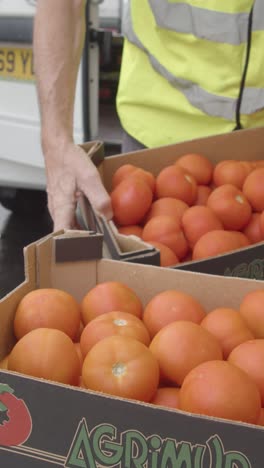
top-left (0, 0), bottom-right (123, 213)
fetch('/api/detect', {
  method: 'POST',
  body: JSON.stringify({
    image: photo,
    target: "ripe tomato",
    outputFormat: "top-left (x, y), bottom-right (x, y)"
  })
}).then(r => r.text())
top-left (144, 197), bottom-right (188, 225)
top-left (111, 164), bottom-right (137, 189)
top-left (207, 184), bottom-right (252, 230)
top-left (175, 153), bottom-right (213, 185)
top-left (239, 289), bottom-right (264, 338)
top-left (111, 164), bottom-right (155, 193)
top-left (243, 168), bottom-right (264, 212)
top-left (82, 335), bottom-right (160, 402)
top-left (8, 328), bottom-right (81, 386)
top-left (228, 339), bottom-right (264, 406)
top-left (146, 241), bottom-right (179, 267)
top-left (149, 321), bottom-right (223, 386)
top-left (242, 213), bottom-right (264, 244)
top-left (127, 168), bottom-right (156, 193)
top-left (111, 176), bottom-right (153, 226)
top-left (200, 307), bottom-right (254, 359)
top-left (155, 165), bottom-right (197, 205)
top-left (192, 230), bottom-right (249, 261)
top-left (80, 311), bottom-right (150, 357)
top-left (194, 185), bottom-right (212, 206)
top-left (143, 290), bottom-right (206, 339)
top-left (260, 210), bottom-right (264, 237)
top-left (179, 360), bottom-right (261, 424)
top-left (256, 408), bottom-right (264, 427)
top-left (142, 215), bottom-right (189, 260)
top-left (150, 387), bottom-right (180, 410)
top-left (14, 288), bottom-right (81, 340)
top-left (81, 281), bottom-right (143, 324)
top-left (117, 225), bottom-right (143, 238)
top-left (213, 160), bottom-right (251, 189)
top-left (181, 206), bottom-right (223, 249)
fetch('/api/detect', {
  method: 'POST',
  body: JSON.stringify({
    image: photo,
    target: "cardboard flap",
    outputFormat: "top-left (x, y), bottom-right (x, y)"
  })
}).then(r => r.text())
top-left (106, 220), bottom-right (157, 255)
top-left (77, 195), bottom-right (100, 232)
top-left (94, 215), bottom-right (161, 264)
top-left (23, 241), bottom-right (37, 285)
top-left (77, 142), bottom-right (160, 265)
top-left (54, 231), bottom-right (103, 263)
top-left (80, 140), bottom-right (105, 167)
top-left (34, 231), bottom-right (103, 288)
top-left (77, 196), bottom-right (160, 264)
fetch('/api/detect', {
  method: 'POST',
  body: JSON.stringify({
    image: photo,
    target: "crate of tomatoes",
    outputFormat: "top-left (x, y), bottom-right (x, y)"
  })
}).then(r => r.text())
top-left (0, 229), bottom-right (264, 466)
top-left (83, 126), bottom-right (264, 280)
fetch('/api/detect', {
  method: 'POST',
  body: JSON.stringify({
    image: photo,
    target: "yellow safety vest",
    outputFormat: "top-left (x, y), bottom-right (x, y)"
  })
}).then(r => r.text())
top-left (116, 0), bottom-right (264, 148)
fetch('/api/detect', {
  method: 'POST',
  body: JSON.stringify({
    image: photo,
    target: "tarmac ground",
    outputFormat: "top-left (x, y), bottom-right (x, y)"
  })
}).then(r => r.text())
top-left (0, 202), bottom-right (53, 299)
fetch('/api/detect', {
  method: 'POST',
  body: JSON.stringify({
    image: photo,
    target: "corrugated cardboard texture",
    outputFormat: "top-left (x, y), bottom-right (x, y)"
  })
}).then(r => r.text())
top-left (35, 232), bottom-right (101, 301)
top-left (36, 236), bottom-right (54, 289)
top-left (2, 231), bottom-right (264, 345)
top-left (50, 259), bottom-right (98, 303)
top-left (80, 140), bottom-right (104, 168)
top-left (100, 127), bottom-right (264, 191)
top-left (1, 231), bottom-right (264, 466)
top-left (96, 256), bottom-right (264, 311)
top-left (84, 127), bottom-right (264, 276)
top-left (81, 140), bottom-right (106, 184)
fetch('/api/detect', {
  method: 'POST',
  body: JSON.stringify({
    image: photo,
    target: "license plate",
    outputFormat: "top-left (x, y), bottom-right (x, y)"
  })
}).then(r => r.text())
top-left (0, 45), bottom-right (35, 81)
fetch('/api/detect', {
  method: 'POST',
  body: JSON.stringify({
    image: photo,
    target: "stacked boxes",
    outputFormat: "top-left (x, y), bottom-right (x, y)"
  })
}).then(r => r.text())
top-left (0, 230), bottom-right (264, 465)
top-left (83, 127), bottom-right (264, 279)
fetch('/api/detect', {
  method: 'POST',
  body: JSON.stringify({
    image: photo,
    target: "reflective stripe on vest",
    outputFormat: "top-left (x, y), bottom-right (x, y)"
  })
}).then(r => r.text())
top-left (122, 0), bottom-right (264, 120)
top-left (149, 0), bottom-right (264, 45)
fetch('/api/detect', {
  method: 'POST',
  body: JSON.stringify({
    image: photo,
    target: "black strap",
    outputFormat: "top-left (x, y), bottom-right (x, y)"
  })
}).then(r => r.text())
top-left (234, 6), bottom-right (254, 131)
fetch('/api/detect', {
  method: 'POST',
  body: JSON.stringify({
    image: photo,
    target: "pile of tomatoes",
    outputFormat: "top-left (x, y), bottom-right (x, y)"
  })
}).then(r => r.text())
top-left (2, 281), bottom-right (264, 427)
top-left (110, 154), bottom-right (264, 266)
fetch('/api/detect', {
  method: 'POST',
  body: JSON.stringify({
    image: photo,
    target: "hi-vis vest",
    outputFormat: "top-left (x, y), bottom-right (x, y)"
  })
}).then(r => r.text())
top-left (116, 0), bottom-right (264, 148)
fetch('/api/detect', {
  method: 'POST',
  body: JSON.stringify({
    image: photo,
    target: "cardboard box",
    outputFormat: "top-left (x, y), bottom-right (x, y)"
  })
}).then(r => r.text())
top-left (83, 127), bottom-right (264, 279)
top-left (77, 195), bottom-right (160, 266)
top-left (0, 230), bottom-right (264, 466)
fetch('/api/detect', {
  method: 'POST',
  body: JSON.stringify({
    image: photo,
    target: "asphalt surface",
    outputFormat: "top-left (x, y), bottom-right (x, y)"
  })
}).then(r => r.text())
top-left (0, 203), bottom-right (53, 299)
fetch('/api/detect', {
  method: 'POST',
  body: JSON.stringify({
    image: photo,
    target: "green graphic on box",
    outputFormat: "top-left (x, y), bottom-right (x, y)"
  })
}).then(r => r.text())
top-left (0, 382), bottom-right (252, 468)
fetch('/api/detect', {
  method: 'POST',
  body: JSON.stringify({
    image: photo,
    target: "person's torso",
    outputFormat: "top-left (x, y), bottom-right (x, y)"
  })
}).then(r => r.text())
top-left (117, 0), bottom-right (264, 148)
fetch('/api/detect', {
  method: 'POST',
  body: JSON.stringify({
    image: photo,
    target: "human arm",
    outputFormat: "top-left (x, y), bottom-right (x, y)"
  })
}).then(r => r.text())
top-left (33, 0), bottom-right (112, 230)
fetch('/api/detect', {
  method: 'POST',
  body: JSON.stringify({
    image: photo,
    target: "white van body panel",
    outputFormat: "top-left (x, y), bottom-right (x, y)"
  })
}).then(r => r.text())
top-left (0, 0), bottom-right (120, 191)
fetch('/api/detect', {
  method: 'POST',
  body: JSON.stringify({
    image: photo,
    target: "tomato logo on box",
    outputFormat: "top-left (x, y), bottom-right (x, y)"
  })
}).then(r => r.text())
top-left (0, 383), bottom-right (32, 447)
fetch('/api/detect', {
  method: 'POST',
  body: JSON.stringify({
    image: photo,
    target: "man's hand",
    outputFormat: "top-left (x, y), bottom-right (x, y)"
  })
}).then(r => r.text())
top-left (33, 0), bottom-right (113, 231)
top-left (44, 142), bottom-right (113, 231)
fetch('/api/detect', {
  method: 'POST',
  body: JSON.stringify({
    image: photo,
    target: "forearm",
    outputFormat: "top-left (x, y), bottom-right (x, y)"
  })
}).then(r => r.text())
top-left (33, 0), bottom-right (86, 153)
